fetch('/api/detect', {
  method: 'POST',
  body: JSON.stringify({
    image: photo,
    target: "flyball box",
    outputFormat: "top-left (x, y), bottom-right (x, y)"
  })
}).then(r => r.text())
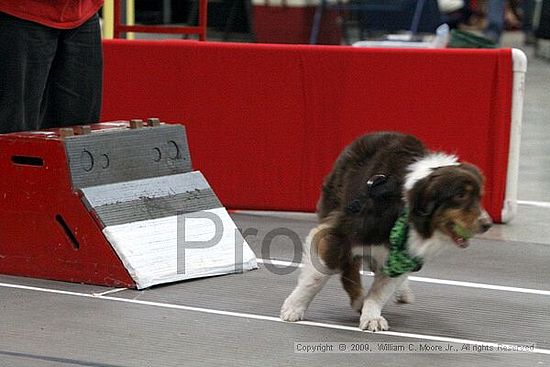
top-left (0, 120), bottom-right (257, 289)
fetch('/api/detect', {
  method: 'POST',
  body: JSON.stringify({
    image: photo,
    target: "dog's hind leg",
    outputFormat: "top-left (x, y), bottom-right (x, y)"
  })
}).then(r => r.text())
top-left (341, 257), bottom-right (365, 313)
top-left (280, 225), bottom-right (340, 322)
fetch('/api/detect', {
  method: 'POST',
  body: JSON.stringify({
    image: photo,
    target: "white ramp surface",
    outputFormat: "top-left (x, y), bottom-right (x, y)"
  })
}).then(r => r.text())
top-left (81, 171), bottom-right (258, 289)
top-left (103, 208), bottom-right (257, 289)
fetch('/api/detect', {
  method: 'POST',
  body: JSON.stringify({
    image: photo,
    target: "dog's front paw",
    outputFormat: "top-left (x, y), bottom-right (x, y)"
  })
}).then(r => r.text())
top-left (280, 306), bottom-right (305, 322)
top-left (280, 298), bottom-right (306, 322)
top-left (359, 315), bottom-right (389, 332)
top-left (394, 289), bottom-right (415, 304)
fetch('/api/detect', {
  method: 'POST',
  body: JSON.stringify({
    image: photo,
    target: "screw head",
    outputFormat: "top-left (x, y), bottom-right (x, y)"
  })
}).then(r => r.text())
top-left (74, 125), bottom-right (92, 135)
top-left (147, 118), bottom-right (161, 127)
top-left (59, 128), bottom-right (75, 138)
top-left (129, 119), bottom-right (144, 129)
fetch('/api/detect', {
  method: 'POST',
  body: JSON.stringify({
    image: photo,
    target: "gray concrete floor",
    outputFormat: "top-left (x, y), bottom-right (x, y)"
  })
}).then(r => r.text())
top-left (514, 44), bottom-right (550, 203)
top-left (486, 32), bottom-right (550, 245)
top-left (2, 214), bottom-right (549, 366)
top-left (1, 32), bottom-right (550, 366)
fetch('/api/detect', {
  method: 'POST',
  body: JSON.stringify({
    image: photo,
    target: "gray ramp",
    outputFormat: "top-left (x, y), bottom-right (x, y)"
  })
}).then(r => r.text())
top-left (80, 172), bottom-right (256, 290)
top-left (81, 171), bottom-right (222, 227)
top-left (62, 133), bottom-right (267, 291)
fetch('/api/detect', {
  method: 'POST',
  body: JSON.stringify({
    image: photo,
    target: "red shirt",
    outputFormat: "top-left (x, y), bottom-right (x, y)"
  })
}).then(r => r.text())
top-left (0, 0), bottom-right (104, 29)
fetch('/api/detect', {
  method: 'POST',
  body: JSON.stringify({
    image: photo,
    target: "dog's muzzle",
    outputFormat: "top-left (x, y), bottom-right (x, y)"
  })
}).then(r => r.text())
top-left (478, 209), bottom-right (493, 233)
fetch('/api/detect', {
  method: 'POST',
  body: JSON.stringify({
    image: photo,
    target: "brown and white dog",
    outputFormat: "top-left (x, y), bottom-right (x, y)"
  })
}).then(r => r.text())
top-left (280, 132), bottom-right (492, 331)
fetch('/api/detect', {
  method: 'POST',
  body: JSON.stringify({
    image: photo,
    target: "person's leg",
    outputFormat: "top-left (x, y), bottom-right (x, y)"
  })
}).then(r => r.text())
top-left (41, 13), bottom-right (102, 129)
top-left (484, 0), bottom-right (505, 43)
top-left (0, 12), bottom-right (58, 133)
top-left (522, 0), bottom-right (536, 44)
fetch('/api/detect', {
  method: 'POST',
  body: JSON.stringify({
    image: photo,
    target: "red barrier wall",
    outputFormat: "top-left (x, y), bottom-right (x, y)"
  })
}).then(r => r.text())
top-left (101, 40), bottom-right (513, 222)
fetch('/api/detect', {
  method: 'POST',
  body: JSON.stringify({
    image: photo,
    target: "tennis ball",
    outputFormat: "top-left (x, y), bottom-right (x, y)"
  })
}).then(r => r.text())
top-left (453, 223), bottom-right (474, 239)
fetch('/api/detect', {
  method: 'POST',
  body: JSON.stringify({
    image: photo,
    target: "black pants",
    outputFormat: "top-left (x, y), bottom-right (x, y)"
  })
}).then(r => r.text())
top-left (0, 12), bottom-right (102, 133)
top-left (538, 0), bottom-right (550, 39)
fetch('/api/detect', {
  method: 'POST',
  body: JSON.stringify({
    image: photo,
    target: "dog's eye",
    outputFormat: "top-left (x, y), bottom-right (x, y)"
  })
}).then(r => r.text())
top-left (454, 191), bottom-right (467, 201)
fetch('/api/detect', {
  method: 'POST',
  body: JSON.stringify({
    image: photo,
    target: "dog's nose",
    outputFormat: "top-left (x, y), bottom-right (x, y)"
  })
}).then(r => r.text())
top-left (480, 221), bottom-right (493, 233)
top-left (478, 210), bottom-right (493, 233)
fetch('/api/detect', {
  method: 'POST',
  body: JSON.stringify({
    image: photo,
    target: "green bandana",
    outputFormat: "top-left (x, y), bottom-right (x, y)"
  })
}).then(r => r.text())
top-left (382, 209), bottom-right (423, 278)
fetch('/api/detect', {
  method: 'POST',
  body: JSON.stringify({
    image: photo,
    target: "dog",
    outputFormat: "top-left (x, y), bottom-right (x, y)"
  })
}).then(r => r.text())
top-left (280, 132), bottom-right (492, 331)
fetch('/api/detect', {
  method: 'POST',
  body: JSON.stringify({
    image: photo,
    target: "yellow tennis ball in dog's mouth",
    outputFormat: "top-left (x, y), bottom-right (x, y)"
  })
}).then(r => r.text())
top-left (452, 223), bottom-right (474, 240)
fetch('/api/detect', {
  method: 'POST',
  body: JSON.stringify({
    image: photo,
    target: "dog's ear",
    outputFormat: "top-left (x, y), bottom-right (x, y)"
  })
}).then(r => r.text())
top-left (408, 176), bottom-right (438, 237)
top-left (459, 163), bottom-right (485, 194)
top-left (409, 177), bottom-right (435, 216)
top-left (368, 174), bottom-right (399, 200)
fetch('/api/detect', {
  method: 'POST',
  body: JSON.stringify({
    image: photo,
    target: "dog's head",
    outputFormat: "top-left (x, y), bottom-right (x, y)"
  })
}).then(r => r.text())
top-left (406, 162), bottom-right (492, 248)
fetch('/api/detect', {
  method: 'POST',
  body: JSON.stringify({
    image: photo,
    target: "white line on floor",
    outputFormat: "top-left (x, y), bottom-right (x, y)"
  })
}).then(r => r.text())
top-left (92, 288), bottom-right (129, 297)
top-left (0, 281), bottom-right (548, 355)
top-left (518, 200), bottom-right (550, 209)
top-left (257, 259), bottom-right (550, 296)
